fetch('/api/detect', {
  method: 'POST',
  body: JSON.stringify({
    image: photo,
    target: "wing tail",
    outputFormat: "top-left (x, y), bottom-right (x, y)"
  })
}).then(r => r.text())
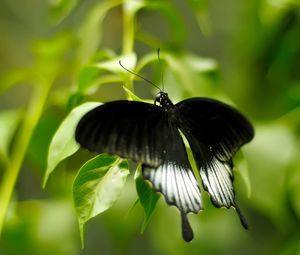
top-left (181, 211), bottom-right (194, 242)
top-left (235, 204), bottom-right (249, 229)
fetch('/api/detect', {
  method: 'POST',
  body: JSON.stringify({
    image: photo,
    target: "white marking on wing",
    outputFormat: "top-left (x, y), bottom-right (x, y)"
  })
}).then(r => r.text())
top-left (143, 162), bottom-right (202, 213)
top-left (200, 157), bottom-right (234, 207)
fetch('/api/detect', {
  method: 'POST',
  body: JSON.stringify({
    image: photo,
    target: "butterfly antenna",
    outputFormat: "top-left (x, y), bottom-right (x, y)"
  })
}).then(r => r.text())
top-left (119, 60), bottom-right (161, 91)
top-left (157, 48), bottom-right (165, 91)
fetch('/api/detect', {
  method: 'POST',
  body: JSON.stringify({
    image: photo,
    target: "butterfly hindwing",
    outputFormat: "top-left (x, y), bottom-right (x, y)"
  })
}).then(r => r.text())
top-left (142, 125), bottom-right (202, 242)
top-left (200, 153), bottom-right (249, 229)
top-left (75, 101), bottom-right (169, 167)
top-left (201, 156), bottom-right (234, 208)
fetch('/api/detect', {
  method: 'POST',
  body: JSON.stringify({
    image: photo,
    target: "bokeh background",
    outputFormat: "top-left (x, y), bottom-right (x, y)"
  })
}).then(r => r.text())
top-left (0, 0), bottom-right (300, 254)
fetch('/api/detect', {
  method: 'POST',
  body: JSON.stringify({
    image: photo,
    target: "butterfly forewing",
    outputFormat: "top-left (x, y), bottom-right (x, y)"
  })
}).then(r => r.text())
top-left (176, 98), bottom-right (254, 160)
top-left (75, 101), bottom-right (169, 167)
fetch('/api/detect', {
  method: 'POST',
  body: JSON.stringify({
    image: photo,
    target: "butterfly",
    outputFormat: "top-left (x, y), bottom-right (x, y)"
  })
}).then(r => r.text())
top-left (75, 86), bottom-right (254, 241)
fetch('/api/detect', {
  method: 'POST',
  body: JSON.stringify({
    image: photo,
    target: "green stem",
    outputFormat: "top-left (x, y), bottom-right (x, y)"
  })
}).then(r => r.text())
top-left (0, 81), bottom-right (52, 236)
top-left (122, 7), bottom-right (135, 55)
top-left (122, 2), bottom-right (137, 98)
top-left (123, 76), bottom-right (134, 100)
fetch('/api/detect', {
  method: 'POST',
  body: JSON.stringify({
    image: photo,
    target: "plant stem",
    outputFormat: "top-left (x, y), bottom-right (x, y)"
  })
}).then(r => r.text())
top-left (122, 2), bottom-right (137, 97)
top-left (122, 5), bottom-right (135, 55)
top-left (0, 81), bottom-right (52, 236)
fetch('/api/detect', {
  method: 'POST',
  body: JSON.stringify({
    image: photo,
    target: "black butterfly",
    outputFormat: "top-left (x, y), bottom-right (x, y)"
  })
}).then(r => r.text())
top-left (75, 90), bottom-right (254, 242)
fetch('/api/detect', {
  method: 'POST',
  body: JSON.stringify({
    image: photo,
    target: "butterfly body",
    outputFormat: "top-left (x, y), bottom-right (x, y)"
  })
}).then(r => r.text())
top-left (154, 91), bottom-right (174, 108)
top-left (75, 91), bottom-right (254, 242)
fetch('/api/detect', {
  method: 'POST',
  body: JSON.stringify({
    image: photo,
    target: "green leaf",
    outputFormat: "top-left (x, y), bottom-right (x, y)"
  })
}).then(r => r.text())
top-left (78, 66), bottom-right (100, 92)
top-left (122, 86), bottom-right (143, 102)
top-left (77, 49), bottom-right (118, 93)
top-left (135, 167), bottom-right (160, 233)
top-left (93, 53), bottom-right (137, 74)
top-left (43, 102), bottom-right (101, 187)
top-left (122, 86), bottom-right (153, 104)
top-left (77, 53), bottom-right (137, 93)
top-left (0, 109), bottom-right (22, 166)
top-left (73, 154), bottom-right (129, 246)
top-left (135, 51), bottom-right (158, 73)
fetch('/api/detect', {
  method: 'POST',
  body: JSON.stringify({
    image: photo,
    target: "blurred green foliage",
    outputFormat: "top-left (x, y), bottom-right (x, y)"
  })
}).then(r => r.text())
top-left (0, 0), bottom-right (300, 254)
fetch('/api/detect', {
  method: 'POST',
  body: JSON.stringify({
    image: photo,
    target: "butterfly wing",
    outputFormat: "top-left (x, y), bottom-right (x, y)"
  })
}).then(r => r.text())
top-left (142, 124), bottom-right (202, 242)
top-left (176, 97), bottom-right (254, 161)
top-left (176, 98), bottom-right (254, 228)
top-left (75, 101), bottom-right (169, 167)
top-left (199, 151), bottom-right (248, 228)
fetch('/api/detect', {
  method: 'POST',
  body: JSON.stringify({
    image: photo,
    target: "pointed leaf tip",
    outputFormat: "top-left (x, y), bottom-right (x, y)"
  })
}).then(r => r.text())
top-left (43, 102), bottom-right (101, 187)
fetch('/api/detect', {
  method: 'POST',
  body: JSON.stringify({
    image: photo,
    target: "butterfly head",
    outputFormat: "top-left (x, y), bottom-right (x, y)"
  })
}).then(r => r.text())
top-left (154, 91), bottom-right (173, 108)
